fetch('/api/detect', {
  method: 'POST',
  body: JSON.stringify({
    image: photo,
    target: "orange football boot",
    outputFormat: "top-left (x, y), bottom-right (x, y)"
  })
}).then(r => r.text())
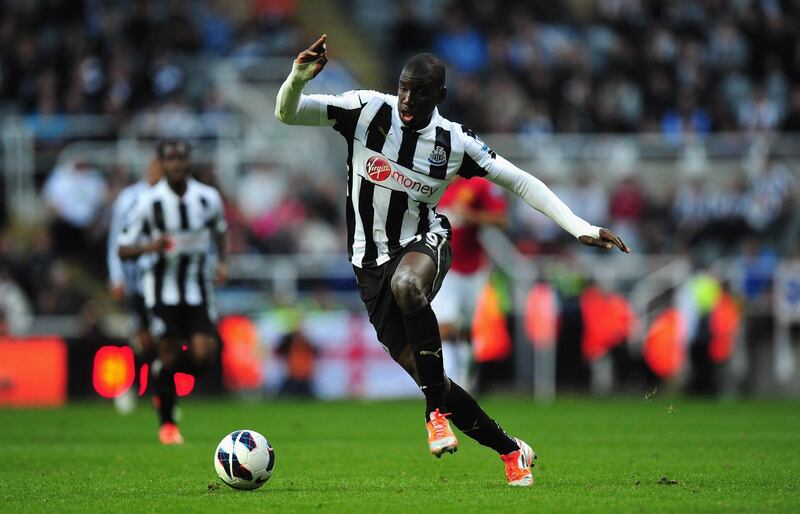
top-left (500, 438), bottom-right (536, 486)
top-left (426, 409), bottom-right (458, 457)
top-left (158, 422), bottom-right (184, 445)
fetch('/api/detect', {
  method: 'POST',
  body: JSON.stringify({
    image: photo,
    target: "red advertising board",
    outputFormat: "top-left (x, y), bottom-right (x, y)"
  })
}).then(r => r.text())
top-left (0, 337), bottom-right (67, 407)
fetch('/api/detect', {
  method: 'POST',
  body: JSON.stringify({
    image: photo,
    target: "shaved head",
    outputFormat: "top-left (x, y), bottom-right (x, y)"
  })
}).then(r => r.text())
top-left (397, 53), bottom-right (447, 129)
top-left (401, 53), bottom-right (446, 88)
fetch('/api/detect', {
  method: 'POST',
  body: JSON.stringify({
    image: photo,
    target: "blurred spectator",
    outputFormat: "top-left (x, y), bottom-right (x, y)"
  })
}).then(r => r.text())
top-left (738, 87), bottom-right (781, 133)
top-left (661, 90), bottom-right (711, 144)
top-left (163, 0), bottom-right (200, 53)
top-left (737, 239), bottom-right (779, 303)
top-left (35, 259), bottom-right (88, 315)
top-left (276, 330), bottom-right (318, 398)
top-left (781, 88), bottom-right (800, 132)
top-left (390, 0), bottom-right (432, 75)
top-left (554, 174), bottom-right (608, 235)
top-left (73, 300), bottom-right (113, 349)
top-left (745, 154), bottom-right (797, 237)
top-left (485, 73), bottom-right (527, 133)
top-left (198, 1), bottom-right (235, 55)
top-left (42, 157), bottom-right (108, 257)
top-left (23, 228), bottom-right (56, 302)
top-left (609, 176), bottom-right (645, 250)
top-left (433, 8), bottom-right (487, 75)
top-left (705, 179), bottom-right (748, 247)
top-left (0, 263), bottom-right (32, 335)
top-left (673, 178), bottom-right (711, 245)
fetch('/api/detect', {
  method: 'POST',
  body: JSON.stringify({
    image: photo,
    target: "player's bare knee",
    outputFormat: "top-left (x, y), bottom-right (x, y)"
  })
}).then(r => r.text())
top-left (190, 334), bottom-right (216, 365)
top-left (390, 273), bottom-right (427, 312)
top-left (158, 342), bottom-right (179, 369)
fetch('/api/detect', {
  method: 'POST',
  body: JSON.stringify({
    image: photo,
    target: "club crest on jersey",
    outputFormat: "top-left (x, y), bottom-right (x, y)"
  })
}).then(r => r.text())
top-left (428, 145), bottom-right (447, 166)
top-left (366, 156), bottom-right (392, 182)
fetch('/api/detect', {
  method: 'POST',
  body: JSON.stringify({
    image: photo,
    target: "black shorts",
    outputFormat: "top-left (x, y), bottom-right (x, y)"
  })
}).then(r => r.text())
top-left (147, 303), bottom-right (216, 342)
top-left (353, 233), bottom-right (452, 360)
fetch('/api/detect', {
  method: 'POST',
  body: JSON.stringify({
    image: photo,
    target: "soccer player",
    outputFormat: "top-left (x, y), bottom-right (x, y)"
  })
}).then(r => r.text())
top-left (275, 35), bottom-right (630, 486)
top-left (118, 139), bottom-right (228, 444)
top-left (107, 158), bottom-right (163, 409)
top-left (432, 175), bottom-right (507, 390)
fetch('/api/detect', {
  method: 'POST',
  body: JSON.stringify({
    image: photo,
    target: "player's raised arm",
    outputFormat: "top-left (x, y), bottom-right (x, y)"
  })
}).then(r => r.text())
top-left (275, 35), bottom-right (380, 136)
top-left (459, 130), bottom-right (630, 253)
top-left (275, 34), bottom-right (333, 125)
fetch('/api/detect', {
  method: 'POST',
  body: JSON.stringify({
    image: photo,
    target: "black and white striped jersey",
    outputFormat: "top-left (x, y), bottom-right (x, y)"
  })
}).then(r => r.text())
top-left (107, 180), bottom-right (150, 296)
top-left (291, 90), bottom-right (506, 268)
top-left (117, 178), bottom-right (227, 308)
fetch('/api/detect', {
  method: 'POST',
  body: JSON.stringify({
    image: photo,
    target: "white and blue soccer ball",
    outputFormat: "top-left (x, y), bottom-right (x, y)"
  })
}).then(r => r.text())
top-left (214, 430), bottom-right (275, 490)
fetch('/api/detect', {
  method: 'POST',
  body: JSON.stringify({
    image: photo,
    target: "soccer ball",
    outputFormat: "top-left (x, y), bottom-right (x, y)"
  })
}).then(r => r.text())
top-left (214, 430), bottom-right (275, 490)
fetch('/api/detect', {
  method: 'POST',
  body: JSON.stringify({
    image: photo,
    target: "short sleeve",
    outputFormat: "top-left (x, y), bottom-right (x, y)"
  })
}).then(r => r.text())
top-left (303, 89), bottom-right (383, 139)
top-left (457, 126), bottom-right (497, 179)
top-left (117, 197), bottom-right (150, 247)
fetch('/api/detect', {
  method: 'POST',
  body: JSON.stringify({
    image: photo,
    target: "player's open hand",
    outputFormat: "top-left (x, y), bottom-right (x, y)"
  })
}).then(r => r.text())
top-left (579, 227), bottom-right (631, 253)
top-left (295, 34), bottom-right (328, 78)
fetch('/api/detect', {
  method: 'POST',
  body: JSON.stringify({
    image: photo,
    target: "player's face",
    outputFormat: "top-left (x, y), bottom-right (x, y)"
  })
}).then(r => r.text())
top-left (161, 144), bottom-right (190, 184)
top-left (397, 71), bottom-right (445, 130)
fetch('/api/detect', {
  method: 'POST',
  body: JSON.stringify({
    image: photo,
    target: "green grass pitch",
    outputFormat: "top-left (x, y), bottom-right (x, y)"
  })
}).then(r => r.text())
top-left (1, 397), bottom-right (799, 513)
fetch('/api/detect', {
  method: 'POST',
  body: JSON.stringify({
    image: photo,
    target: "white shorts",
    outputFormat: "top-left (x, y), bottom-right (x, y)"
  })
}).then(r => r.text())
top-left (431, 269), bottom-right (489, 328)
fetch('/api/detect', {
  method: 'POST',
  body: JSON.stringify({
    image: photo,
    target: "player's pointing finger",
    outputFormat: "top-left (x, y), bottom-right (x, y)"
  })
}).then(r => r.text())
top-left (309, 34), bottom-right (327, 52)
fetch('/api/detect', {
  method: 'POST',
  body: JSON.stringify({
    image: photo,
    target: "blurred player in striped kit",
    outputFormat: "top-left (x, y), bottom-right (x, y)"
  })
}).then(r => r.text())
top-left (107, 158), bottom-right (163, 412)
top-left (118, 139), bottom-right (228, 444)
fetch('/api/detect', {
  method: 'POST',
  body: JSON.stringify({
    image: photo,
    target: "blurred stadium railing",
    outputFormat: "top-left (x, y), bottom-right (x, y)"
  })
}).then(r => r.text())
top-left (3, 108), bottom-right (800, 398)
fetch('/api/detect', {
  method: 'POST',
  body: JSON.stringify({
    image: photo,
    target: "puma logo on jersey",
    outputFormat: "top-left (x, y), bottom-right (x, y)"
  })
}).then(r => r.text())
top-left (419, 348), bottom-right (442, 358)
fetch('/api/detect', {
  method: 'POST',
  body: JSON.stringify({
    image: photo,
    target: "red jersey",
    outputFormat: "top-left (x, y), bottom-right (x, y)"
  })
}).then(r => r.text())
top-left (438, 177), bottom-right (507, 273)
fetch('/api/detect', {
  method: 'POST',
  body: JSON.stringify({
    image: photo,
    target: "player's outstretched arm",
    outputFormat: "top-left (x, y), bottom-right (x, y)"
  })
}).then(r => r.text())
top-left (472, 144), bottom-right (630, 253)
top-left (275, 35), bottom-right (331, 125)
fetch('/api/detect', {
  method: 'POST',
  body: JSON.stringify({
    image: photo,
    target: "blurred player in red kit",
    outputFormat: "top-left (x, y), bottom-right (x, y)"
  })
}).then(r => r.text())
top-left (433, 176), bottom-right (506, 390)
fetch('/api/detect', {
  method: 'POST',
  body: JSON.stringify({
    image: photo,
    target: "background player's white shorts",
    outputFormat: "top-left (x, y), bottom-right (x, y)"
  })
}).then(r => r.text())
top-left (432, 268), bottom-right (490, 328)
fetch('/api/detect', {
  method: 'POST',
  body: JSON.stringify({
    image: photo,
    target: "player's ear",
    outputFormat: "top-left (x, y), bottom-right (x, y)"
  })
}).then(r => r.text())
top-left (437, 86), bottom-right (447, 105)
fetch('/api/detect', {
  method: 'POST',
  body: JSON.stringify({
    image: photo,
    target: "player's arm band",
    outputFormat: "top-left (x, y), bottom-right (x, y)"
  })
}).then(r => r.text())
top-left (487, 157), bottom-right (601, 239)
top-left (275, 61), bottom-right (327, 125)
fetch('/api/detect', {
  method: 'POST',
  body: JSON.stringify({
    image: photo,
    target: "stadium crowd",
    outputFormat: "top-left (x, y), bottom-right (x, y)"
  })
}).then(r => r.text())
top-left (0, 0), bottom-right (300, 140)
top-left (390, 0), bottom-right (800, 135)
